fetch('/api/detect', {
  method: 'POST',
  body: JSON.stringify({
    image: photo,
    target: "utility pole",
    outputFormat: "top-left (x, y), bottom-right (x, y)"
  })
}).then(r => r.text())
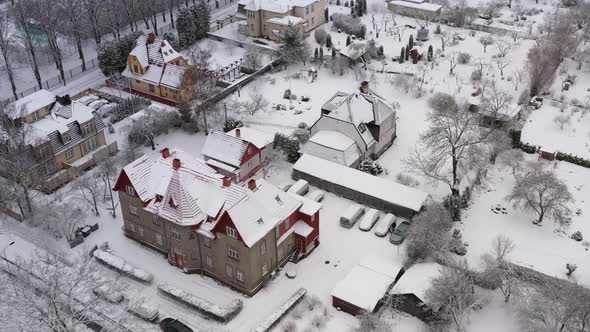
top-left (2, 241), bottom-right (15, 275)
top-left (224, 102), bottom-right (228, 126)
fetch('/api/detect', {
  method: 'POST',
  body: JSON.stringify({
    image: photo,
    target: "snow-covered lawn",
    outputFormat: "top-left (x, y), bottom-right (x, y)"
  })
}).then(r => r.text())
top-left (460, 152), bottom-right (590, 286)
top-left (521, 102), bottom-right (590, 159)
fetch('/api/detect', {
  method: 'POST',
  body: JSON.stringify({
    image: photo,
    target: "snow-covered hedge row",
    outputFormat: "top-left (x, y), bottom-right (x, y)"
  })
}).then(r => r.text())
top-left (92, 250), bottom-right (153, 282)
top-left (252, 288), bottom-right (307, 332)
top-left (157, 283), bottom-right (243, 322)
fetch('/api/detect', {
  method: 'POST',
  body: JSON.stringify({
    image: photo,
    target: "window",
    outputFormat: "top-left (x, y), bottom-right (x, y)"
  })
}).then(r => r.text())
top-left (226, 265), bottom-right (233, 278)
top-left (81, 135), bottom-right (99, 155)
top-left (135, 79), bottom-right (140, 83)
top-left (31, 111), bottom-right (39, 122)
top-left (152, 214), bottom-right (160, 225)
top-left (65, 148), bottom-right (74, 160)
top-left (39, 160), bottom-right (56, 177)
top-left (133, 65), bottom-right (138, 73)
top-left (206, 255), bottom-right (213, 267)
top-left (311, 17), bottom-right (315, 25)
top-left (189, 231), bottom-right (196, 240)
top-left (227, 245), bottom-right (239, 260)
top-left (191, 251), bottom-right (198, 260)
top-left (156, 233), bottom-right (163, 246)
top-left (260, 240), bottom-right (266, 256)
top-left (203, 237), bottom-right (211, 248)
top-left (288, 238), bottom-right (293, 250)
top-left (126, 186), bottom-right (136, 196)
top-left (62, 133), bottom-right (71, 143)
top-left (138, 226), bottom-right (144, 237)
top-left (236, 269), bottom-right (244, 282)
top-left (278, 247), bottom-right (283, 259)
top-left (38, 145), bottom-right (52, 160)
top-left (81, 123), bottom-right (92, 136)
top-left (171, 229), bottom-right (181, 241)
top-left (149, 85), bottom-right (155, 92)
top-left (226, 226), bottom-right (238, 239)
top-left (129, 205), bottom-right (138, 215)
top-left (262, 263), bottom-right (268, 276)
top-left (129, 223), bottom-right (136, 232)
top-left (306, 7), bottom-right (309, 14)
top-left (275, 227), bottom-right (280, 239)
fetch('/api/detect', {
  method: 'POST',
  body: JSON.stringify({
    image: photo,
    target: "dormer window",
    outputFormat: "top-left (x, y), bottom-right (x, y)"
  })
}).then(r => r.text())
top-left (81, 122), bottom-right (92, 136)
top-left (126, 186), bottom-right (136, 196)
top-left (358, 122), bottom-right (367, 133)
top-left (62, 132), bottom-right (71, 143)
top-left (169, 196), bottom-right (177, 208)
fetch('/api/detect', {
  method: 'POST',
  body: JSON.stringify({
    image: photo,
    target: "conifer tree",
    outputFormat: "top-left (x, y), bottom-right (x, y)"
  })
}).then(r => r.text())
top-left (278, 23), bottom-right (311, 66)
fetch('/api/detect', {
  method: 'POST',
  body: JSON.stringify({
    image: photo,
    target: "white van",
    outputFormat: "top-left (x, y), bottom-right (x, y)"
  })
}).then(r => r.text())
top-left (93, 285), bottom-right (124, 303)
top-left (374, 213), bottom-right (396, 237)
top-left (306, 190), bottom-right (325, 202)
top-left (340, 204), bottom-right (365, 228)
top-left (358, 208), bottom-right (381, 231)
top-left (288, 179), bottom-right (309, 196)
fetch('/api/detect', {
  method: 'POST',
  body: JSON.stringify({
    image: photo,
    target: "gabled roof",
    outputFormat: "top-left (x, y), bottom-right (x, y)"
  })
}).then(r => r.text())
top-left (7, 89), bottom-right (56, 119)
top-left (389, 262), bottom-right (443, 303)
top-left (302, 130), bottom-right (361, 166)
top-left (201, 130), bottom-right (249, 168)
top-left (225, 127), bottom-right (274, 149)
top-left (339, 41), bottom-right (368, 61)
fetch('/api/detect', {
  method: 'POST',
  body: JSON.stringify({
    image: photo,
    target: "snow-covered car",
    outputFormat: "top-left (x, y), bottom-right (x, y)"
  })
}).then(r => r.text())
top-left (97, 102), bottom-right (117, 117)
top-left (529, 96), bottom-right (544, 109)
top-left (390, 220), bottom-right (411, 244)
top-left (287, 179), bottom-right (309, 196)
top-left (160, 318), bottom-right (193, 332)
top-left (88, 99), bottom-right (109, 110)
top-left (306, 190), bottom-right (325, 202)
top-left (358, 208), bottom-right (381, 232)
top-left (77, 95), bottom-right (99, 106)
top-left (340, 204), bottom-right (365, 228)
top-left (280, 183), bottom-right (293, 192)
top-left (127, 302), bottom-right (159, 322)
top-left (374, 213), bottom-right (396, 237)
top-left (93, 285), bottom-right (124, 303)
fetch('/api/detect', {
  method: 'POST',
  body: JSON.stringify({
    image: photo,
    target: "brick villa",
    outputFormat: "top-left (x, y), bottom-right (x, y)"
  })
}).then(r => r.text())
top-left (113, 148), bottom-right (321, 295)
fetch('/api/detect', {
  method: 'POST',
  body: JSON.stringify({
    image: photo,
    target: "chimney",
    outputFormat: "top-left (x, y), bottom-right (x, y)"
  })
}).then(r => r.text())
top-left (172, 158), bottom-right (181, 170)
top-left (161, 148), bottom-right (170, 159)
top-left (147, 33), bottom-right (156, 44)
top-left (248, 179), bottom-right (257, 191)
top-left (223, 177), bottom-right (232, 187)
top-left (360, 81), bottom-right (369, 94)
top-left (235, 128), bottom-right (241, 138)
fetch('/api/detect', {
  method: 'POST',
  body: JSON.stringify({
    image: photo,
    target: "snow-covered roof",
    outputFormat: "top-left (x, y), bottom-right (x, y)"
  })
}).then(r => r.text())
top-left (293, 154), bottom-right (428, 213)
top-left (228, 179), bottom-right (302, 247)
top-left (267, 16), bottom-right (304, 26)
top-left (7, 89), bottom-right (56, 119)
top-left (339, 41), bottom-right (368, 61)
top-left (302, 131), bottom-right (361, 166)
top-left (389, 262), bottom-right (443, 302)
top-left (388, 0), bottom-right (442, 12)
top-left (243, 0), bottom-right (317, 12)
top-left (226, 127), bottom-right (274, 149)
top-left (293, 220), bottom-right (313, 237)
top-left (202, 130), bottom-right (249, 168)
top-left (160, 64), bottom-right (185, 89)
top-left (287, 191), bottom-right (322, 216)
top-left (331, 255), bottom-right (404, 311)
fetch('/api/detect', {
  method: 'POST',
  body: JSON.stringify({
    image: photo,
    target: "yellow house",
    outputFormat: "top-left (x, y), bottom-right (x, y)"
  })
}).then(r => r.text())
top-left (122, 34), bottom-right (191, 105)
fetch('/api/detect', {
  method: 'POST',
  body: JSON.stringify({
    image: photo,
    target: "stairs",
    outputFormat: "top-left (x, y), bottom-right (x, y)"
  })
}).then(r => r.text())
top-left (287, 249), bottom-right (301, 264)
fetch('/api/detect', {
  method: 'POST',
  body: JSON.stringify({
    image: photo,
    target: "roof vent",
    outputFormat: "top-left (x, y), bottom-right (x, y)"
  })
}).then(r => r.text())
top-left (235, 128), bottom-right (241, 138)
top-left (274, 195), bottom-right (283, 205)
top-left (172, 158), bottom-right (181, 170)
top-left (257, 218), bottom-right (264, 223)
top-left (248, 179), bottom-right (257, 191)
top-left (161, 148), bottom-right (170, 159)
top-left (147, 33), bottom-right (156, 44)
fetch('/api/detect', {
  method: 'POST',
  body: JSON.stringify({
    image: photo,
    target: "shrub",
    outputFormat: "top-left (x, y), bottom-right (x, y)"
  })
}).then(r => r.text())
top-left (458, 52), bottom-right (471, 64)
top-left (359, 159), bottom-right (383, 175)
top-left (311, 315), bottom-right (325, 329)
top-left (224, 117), bottom-right (243, 132)
top-left (110, 96), bottom-right (151, 123)
top-left (303, 295), bottom-right (322, 311)
top-left (274, 133), bottom-right (301, 163)
top-left (449, 229), bottom-right (468, 256)
top-left (471, 70), bottom-right (482, 81)
top-left (314, 28), bottom-right (328, 45)
top-left (282, 321), bottom-right (297, 332)
top-left (332, 13), bottom-right (365, 38)
top-left (298, 122), bottom-right (308, 129)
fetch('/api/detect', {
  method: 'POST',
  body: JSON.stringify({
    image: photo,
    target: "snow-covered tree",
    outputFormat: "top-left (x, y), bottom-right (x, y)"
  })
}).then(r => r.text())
top-left (278, 23), bottom-right (311, 66)
top-left (0, 10), bottom-right (18, 99)
top-left (481, 235), bottom-right (520, 302)
top-left (479, 35), bottom-right (495, 53)
top-left (507, 161), bottom-right (573, 224)
top-left (244, 44), bottom-right (262, 70)
top-left (406, 203), bottom-right (453, 262)
top-left (553, 114), bottom-right (571, 130)
top-left (73, 172), bottom-right (103, 216)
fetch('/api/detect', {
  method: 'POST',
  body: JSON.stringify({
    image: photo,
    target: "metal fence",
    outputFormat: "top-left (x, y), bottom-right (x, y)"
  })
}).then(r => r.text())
top-left (1, 58), bottom-right (98, 104)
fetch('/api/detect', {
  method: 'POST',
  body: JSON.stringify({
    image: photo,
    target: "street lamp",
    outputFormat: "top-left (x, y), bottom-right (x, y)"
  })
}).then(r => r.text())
top-left (2, 241), bottom-right (15, 275)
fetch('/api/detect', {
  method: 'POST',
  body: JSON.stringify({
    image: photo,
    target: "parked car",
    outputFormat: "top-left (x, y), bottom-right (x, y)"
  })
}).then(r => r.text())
top-left (529, 96), bottom-right (544, 109)
top-left (306, 190), bottom-right (325, 202)
top-left (78, 225), bottom-right (92, 237)
top-left (93, 285), bottom-right (124, 303)
top-left (358, 208), bottom-right (381, 231)
top-left (390, 220), bottom-right (411, 244)
top-left (340, 204), bottom-right (365, 228)
top-left (127, 302), bottom-right (159, 322)
top-left (88, 99), bottom-right (109, 110)
top-left (159, 318), bottom-right (193, 332)
top-left (374, 214), bottom-right (396, 237)
top-left (97, 102), bottom-right (117, 117)
top-left (287, 179), bottom-right (309, 196)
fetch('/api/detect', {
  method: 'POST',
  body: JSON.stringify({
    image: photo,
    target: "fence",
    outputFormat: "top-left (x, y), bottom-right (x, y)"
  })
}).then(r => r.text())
top-left (1, 58), bottom-right (99, 105)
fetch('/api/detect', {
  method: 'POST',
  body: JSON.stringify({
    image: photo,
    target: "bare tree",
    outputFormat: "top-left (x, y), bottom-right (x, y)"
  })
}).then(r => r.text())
top-left (481, 82), bottom-right (513, 124)
top-left (481, 235), bottom-right (519, 302)
top-left (261, 147), bottom-right (287, 179)
top-left (425, 260), bottom-right (484, 332)
top-left (404, 93), bottom-right (494, 196)
top-left (448, 52), bottom-right (459, 74)
top-left (240, 90), bottom-right (270, 115)
top-left (0, 249), bottom-right (119, 332)
top-left (42, 202), bottom-right (87, 241)
top-left (496, 39), bottom-right (512, 58)
top-left (13, 0), bottom-right (43, 89)
top-left (496, 58), bottom-right (510, 77)
top-left (243, 45), bottom-right (262, 70)
top-left (34, 0), bottom-right (67, 85)
top-left (73, 173), bottom-right (103, 216)
top-left (507, 161), bottom-right (573, 224)
top-left (406, 203), bottom-right (453, 262)
top-left (390, 25), bottom-right (406, 42)
top-left (526, 46), bottom-right (558, 96)
top-left (81, 0), bottom-right (105, 44)
top-left (439, 32), bottom-right (453, 52)
top-left (553, 114), bottom-right (571, 130)
top-left (0, 10), bottom-right (18, 100)
top-left (97, 157), bottom-right (120, 217)
top-left (351, 311), bottom-right (390, 332)
top-left (58, 0), bottom-right (88, 70)
top-left (509, 70), bottom-right (524, 91)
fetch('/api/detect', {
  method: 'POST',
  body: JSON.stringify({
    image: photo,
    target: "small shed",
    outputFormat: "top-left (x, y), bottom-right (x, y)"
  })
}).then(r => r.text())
top-left (388, 262), bottom-right (443, 322)
top-left (540, 147), bottom-right (557, 161)
top-left (331, 255), bottom-right (404, 316)
top-left (339, 41), bottom-right (368, 64)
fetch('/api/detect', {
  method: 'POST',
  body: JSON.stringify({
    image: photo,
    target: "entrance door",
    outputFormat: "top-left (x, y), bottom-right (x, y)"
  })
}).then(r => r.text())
top-left (175, 254), bottom-right (184, 268)
top-left (296, 237), bottom-right (305, 252)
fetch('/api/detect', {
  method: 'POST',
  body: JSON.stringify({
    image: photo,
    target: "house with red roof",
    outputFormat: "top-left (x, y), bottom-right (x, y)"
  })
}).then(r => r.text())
top-left (113, 147), bottom-right (320, 295)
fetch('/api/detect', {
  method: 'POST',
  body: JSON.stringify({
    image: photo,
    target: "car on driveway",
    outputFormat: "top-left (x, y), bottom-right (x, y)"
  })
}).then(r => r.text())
top-left (358, 208), bottom-right (380, 231)
top-left (160, 318), bottom-right (193, 332)
top-left (340, 204), bottom-right (365, 228)
top-left (374, 214), bottom-right (396, 237)
top-left (390, 220), bottom-right (411, 244)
